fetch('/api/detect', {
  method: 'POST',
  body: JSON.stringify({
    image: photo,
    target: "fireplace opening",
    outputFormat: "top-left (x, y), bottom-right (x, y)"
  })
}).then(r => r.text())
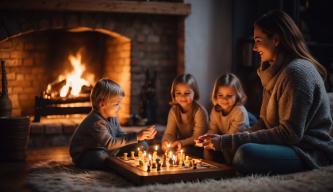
top-left (1, 28), bottom-right (132, 124)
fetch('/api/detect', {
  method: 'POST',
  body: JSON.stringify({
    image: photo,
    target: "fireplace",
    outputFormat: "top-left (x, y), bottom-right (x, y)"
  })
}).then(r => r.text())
top-left (0, 1), bottom-right (189, 125)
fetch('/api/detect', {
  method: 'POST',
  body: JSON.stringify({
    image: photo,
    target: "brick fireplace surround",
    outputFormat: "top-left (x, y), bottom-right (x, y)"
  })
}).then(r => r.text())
top-left (0, 0), bottom-right (189, 147)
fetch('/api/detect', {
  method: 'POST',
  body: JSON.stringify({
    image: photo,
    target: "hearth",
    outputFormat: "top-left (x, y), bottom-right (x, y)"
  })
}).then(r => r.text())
top-left (0, 0), bottom-right (189, 124)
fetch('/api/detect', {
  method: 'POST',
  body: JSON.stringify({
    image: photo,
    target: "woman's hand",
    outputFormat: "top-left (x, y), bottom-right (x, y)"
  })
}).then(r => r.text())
top-left (137, 125), bottom-right (157, 141)
top-left (195, 134), bottom-right (222, 151)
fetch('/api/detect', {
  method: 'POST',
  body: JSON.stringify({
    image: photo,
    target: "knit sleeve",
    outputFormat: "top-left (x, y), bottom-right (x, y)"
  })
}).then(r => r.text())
top-left (220, 65), bottom-right (313, 153)
top-left (162, 108), bottom-right (178, 143)
top-left (93, 121), bottom-right (138, 151)
top-left (179, 107), bottom-right (209, 146)
top-left (247, 118), bottom-right (266, 132)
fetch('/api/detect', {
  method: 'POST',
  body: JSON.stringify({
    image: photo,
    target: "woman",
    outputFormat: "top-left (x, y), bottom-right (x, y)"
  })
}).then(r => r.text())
top-left (196, 10), bottom-right (333, 174)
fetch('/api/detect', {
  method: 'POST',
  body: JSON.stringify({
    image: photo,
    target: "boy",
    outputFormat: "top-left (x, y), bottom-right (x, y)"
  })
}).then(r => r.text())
top-left (69, 78), bottom-right (157, 169)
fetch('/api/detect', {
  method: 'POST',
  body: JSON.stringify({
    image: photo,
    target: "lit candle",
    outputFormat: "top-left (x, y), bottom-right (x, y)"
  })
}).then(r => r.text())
top-left (172, 154), bottom-right (176, 165)
top-left (167, 143), bottom-right (171, 151)
top-left (169, 151), bottom-right (173, 160)
top-left (148, 154), bottom-right (152, 166)
top-left (179, 149), bottom-right (183, 166)
top-left (123, 152), bottom-right (128, 161)
top-left (137, 147), bottom-right (142, 160)
top-left (143, 151), bottom-right (147, 161)
top-left (185, 155), bottom-right (190, 167)
top-left (153, 145), bottom-right (158, 162)
top-left (143, 161), bottom-right (148, 171)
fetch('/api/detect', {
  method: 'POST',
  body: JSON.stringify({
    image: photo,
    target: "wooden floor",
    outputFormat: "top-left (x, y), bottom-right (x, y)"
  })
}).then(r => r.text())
top-left (0, 146), bottom-right (70, 192)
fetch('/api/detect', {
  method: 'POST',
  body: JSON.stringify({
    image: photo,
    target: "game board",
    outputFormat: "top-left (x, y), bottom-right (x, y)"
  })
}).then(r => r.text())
top-left (107, 154), bottom-right (234, 185)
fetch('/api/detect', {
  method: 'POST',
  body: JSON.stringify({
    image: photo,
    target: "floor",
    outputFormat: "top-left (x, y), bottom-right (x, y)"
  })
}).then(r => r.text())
top-left (0, 146), bottom-right (70, 192)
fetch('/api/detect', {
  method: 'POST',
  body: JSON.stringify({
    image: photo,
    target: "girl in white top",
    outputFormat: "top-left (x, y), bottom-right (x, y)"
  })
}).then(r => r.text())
top-left (162, 74), bottom-right (208, 157)
top-left (209, 73), bottom-right (249, 135)
top-left (203, 73), bottom-right (249, 162)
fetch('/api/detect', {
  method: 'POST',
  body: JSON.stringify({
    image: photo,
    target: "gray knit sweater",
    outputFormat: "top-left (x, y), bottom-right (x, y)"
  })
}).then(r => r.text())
top-left (162, 102), bottom-right (209, 146)
top-left (219, 58), bottom-right (333, 168)
top-left (69, 110), bottom-right (137, 163)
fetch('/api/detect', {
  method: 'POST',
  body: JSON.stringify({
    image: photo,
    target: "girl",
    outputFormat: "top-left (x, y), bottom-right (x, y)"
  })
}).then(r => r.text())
top-left (161, 73), bottom-right (208, 157)
top-left (203, 73), bottom-right (250, 162)
top-left (209, 73), bottom-right (249, 134)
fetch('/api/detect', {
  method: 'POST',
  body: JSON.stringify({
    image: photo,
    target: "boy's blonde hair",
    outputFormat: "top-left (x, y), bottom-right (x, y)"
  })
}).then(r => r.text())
top-left (170, 73), bottom-right (200, 104)
top-left (211, 73), bottom-right (247, 107)
top-left (90, 78), bottom-right (124, 111)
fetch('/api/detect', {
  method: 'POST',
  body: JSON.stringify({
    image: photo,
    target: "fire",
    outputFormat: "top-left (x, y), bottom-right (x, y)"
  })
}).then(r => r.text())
top-left (59, 53), bottom-right (90, 97)
top-left (45, 51), bottom-right (94, 98)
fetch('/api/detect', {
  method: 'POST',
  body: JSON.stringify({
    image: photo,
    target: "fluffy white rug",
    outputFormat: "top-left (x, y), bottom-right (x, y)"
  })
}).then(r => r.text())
top-left (27, 161), bottom-right (333, 192)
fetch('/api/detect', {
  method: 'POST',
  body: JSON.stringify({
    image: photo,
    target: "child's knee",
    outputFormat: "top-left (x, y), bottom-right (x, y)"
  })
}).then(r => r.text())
top-left (76, 150), bottom-right (109, 170)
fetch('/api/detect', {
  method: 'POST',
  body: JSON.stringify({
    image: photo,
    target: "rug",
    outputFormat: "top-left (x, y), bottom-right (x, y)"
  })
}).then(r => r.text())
top-left (27, 160), bottom-right (333, 192)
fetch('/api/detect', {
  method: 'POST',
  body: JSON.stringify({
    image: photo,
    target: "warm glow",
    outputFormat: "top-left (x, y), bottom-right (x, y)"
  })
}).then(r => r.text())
top-left (59, 52), bottom-right (92, 97)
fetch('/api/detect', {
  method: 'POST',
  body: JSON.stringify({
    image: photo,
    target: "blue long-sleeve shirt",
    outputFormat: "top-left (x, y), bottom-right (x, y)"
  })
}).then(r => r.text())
top-left (69, 110), bottom-right (137, 163)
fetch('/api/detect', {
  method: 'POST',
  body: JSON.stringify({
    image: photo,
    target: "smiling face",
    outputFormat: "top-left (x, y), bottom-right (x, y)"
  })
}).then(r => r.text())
top-left (253, 26), bottom-right (280, 64)
top-left (216, 86), bottom-right (237, 114)
top-left (174, 83), bottom-right (195, 111)
top-left (99, 95), bottom-right (123, 119)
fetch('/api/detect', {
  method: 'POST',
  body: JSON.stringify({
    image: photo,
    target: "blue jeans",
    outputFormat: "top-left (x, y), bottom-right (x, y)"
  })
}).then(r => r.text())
top-left (232, 143), bottom-right (307, 175)
top-left (76, 142), bottom-right (148, 170)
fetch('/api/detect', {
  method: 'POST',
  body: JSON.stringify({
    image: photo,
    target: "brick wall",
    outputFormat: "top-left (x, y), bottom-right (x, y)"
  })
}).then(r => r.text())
top-left (0, 11), bottom-right (183, 124)
top-left (0, 35), bottom-right (49, 116)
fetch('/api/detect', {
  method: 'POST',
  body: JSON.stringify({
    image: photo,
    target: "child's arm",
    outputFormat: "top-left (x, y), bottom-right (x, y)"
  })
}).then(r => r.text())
top-left (162, 110), bottom-right (178, 149)
top-left (207, 109), bottom-right (219, 134)
top-left (227, 106), bottom-right (250, 134)
top-left (93, 121), bottom-right (137, 151)
top-left (137, 125), bottom-right (157, 141)
top-left (179, 108), bottom-right (208, 146)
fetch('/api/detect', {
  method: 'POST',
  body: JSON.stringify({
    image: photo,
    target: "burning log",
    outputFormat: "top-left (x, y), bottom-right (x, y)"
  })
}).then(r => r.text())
top-left (34, 96), bottom-right (91, 122)
top-left (44, 79), bottom-right (66, 98)
top-left (81, 85), bottom-right (93, 94)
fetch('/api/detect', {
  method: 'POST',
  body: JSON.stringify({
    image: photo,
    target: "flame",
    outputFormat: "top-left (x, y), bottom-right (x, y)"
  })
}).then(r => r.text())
top-left (60, 52), bottom-right (90, 97)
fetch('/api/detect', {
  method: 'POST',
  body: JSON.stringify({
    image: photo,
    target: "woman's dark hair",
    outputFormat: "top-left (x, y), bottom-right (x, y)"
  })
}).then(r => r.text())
top-left (254, 10), bottom-right (327, 80)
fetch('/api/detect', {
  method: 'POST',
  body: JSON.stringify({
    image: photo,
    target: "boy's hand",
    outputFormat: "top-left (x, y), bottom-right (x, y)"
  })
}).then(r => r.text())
top-left (137, 125), bottom-right (157, 141)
